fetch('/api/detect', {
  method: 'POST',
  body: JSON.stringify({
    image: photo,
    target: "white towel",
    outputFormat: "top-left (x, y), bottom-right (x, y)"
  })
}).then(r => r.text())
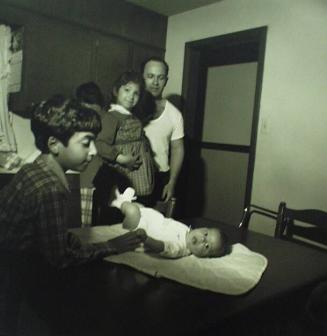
top-left (73, 225), bottom-right (268, 295)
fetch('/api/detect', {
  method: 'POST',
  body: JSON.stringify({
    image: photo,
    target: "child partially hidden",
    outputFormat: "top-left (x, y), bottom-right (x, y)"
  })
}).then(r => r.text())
top-left (111, 187), bottom-right (229, 259)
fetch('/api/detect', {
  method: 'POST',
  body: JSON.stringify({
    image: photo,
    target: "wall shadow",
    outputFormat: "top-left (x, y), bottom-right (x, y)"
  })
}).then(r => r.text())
top-left (166, 94), bottom-right (206, 219)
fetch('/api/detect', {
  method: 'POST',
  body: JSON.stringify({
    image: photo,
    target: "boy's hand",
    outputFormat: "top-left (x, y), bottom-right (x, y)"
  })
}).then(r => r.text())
top-left (107, 231), bottom-right (142, 253)
top-left (135, 228), bottom-right (147, 242)
top-left (67, 232), bottom-right (82, 249)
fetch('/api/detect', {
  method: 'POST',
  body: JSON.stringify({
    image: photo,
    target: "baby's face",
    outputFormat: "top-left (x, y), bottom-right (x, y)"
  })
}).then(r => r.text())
top-left (186, 228), bottom-right (222, 258)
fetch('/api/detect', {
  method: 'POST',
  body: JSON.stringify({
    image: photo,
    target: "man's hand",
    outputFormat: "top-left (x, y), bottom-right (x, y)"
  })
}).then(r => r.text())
top-left (161, 181), bottom-right (175, 202)
top-left (107, 231), bottom-right (142, 254)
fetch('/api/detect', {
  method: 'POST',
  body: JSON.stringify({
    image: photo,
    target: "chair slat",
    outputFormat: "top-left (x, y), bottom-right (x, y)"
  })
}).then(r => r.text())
top-left (277, 202), bottom-right (327, 250)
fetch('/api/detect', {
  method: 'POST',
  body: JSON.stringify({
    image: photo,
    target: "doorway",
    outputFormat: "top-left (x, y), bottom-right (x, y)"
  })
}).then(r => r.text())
top-left (180, 27), bottom-right (267, 225)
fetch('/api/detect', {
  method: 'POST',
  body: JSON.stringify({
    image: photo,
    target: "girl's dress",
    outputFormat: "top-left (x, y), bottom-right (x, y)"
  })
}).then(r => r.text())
top-left (95, 104), bottom-right (154, 196)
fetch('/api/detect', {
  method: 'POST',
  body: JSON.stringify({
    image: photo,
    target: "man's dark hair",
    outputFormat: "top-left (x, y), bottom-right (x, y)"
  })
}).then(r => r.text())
top-left (140, 56), bottom-right (169, 77)
top-left (76, 81), bottom-right (104, 108)
top-left (31, 95), bottom-right (101, 153)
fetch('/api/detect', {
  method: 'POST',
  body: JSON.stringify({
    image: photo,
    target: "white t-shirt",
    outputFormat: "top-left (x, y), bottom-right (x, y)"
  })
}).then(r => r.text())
top-left (144, 100), bottom-right (184, 172)
top-left (137, 207), bottom-right (191, 258)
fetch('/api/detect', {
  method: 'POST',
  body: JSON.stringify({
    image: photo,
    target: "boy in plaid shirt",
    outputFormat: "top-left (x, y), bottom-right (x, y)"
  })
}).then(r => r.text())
top-left (0, 95), bottom-right (142, 335)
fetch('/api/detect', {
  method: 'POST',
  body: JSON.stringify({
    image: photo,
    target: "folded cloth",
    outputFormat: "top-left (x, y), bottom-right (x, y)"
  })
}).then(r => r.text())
top-left (73, 225), bottom-right (268, 295)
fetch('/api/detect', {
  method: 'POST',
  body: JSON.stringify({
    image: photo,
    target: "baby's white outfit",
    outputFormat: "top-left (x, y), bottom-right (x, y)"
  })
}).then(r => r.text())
top-left (137, 207), bottom-right (191, 258)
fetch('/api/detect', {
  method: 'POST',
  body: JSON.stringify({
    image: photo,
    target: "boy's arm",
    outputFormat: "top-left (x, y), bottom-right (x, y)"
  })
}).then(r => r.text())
top-left (38, 187), bottom-right (141, 269)
top-left (143, 236), bottom-right (165, 253)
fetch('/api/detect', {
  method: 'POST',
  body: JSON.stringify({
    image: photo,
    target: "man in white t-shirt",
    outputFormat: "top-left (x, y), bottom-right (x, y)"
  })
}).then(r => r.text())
top-left (142, 57), bottom-right (185, 205)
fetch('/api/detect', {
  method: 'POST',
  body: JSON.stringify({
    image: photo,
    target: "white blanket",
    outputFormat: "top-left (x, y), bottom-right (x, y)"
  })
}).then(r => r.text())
top-left (73, 225), bottom-right (268, 295)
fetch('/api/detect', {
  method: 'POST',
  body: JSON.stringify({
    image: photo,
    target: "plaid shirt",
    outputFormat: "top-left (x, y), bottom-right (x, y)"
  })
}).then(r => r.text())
top-left (0, 155), bottom-right (115, 268)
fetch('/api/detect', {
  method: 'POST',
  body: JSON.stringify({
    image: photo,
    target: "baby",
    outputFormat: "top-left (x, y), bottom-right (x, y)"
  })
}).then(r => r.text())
top-left (111, 187), bottom-right (229, 259)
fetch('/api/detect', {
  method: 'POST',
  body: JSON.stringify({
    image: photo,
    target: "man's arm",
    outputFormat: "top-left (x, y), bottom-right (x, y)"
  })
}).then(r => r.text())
top-left (162, 138), bottom-right (184, 202)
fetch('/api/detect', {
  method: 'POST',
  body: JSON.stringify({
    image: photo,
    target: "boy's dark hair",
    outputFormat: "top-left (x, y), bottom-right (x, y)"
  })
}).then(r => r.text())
top-left (140, 56), bottom-right (169, 76)
top-left (209, 229), bottom-right (230, 258)
top-left (75, 81), bottom-right (104, 108)
top-left (31, 94), bottom-right (101, 153)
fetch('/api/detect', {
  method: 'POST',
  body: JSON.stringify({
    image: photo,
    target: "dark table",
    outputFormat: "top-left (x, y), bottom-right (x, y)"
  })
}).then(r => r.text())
top-left (30, 218), bottom-right (327, 336)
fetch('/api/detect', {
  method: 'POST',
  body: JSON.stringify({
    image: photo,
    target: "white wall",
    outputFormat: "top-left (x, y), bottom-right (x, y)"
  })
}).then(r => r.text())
top-left (165, 0), bottom-right (327, 234)
top-left (11, 113), bottom-right (39, 163)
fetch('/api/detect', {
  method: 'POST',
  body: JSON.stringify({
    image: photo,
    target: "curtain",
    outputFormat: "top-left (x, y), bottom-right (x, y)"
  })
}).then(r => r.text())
top-left (0, 25), bottom-right (19, 168)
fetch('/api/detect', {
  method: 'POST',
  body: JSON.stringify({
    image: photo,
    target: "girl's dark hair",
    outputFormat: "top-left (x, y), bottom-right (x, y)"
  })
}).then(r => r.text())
top-left (111, 71), bottom-right (155, 125)
top-left (133, 90), bottom-right (156, 126)
top-left (110, 71), bottom-right (145, 107)
top-left (31, 94), bottom-right (101, 153)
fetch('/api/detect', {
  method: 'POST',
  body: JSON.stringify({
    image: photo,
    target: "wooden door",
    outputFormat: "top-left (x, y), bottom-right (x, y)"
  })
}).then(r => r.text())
top-left (181, 27), bottom-right (267, 225)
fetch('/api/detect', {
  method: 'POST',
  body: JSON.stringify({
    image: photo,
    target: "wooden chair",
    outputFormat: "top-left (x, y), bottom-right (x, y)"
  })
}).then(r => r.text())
top-left (154, 197), bottom-right (177, 218)
top-left (238, 204), bottom-right (278, 235)
top-left (275, 202), bottom-right (327, 250)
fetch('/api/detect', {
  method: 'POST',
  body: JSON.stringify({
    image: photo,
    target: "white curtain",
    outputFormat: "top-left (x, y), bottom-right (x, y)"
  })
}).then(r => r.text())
top-left (0, 25), bottom-right (21, 169)
top-left (0, 25), bottom-right (19, 168)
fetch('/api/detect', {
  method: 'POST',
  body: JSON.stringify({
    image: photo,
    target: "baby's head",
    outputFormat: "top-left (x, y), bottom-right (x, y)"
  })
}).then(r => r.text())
top-left (186, 227), bottom-right (228, 258)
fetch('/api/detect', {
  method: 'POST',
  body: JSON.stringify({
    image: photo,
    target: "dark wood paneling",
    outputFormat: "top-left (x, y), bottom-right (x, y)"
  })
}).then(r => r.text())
top-left (92, 33), bottom-right (131, 99)
top-left (131, 44), bottom-right (164, 72)
top-left (0, 0), bottom-right (167, 114)
top-left (0, 0), bottom-right (167, 48)
top-left (21, 15), bottom-right (94, 104)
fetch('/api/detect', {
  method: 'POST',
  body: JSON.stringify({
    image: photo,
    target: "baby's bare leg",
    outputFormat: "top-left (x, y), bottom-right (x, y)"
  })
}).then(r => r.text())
top-left (121, 202), bottom-right (141, 230)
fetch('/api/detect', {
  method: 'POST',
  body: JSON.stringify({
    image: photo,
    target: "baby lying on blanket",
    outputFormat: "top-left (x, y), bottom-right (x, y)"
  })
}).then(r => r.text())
top-left (111, 187), bottom-right (229, 259)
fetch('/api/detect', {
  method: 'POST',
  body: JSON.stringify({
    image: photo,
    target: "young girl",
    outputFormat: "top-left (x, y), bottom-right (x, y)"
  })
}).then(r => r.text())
top-left (94, 71), bottom-right (155, 208)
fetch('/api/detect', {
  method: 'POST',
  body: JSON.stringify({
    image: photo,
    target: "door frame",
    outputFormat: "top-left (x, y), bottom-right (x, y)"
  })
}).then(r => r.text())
top-left (181, 27), bottom-right (267, 217)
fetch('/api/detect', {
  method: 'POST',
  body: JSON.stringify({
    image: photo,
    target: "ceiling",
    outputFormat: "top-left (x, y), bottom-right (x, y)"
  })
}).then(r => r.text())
top-left (125, 0), bottom-right (222, 16)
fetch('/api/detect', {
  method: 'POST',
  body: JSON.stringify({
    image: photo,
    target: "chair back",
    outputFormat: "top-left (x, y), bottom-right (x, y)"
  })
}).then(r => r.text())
top-left (276, 202), bottom-right (327, 249)
top-left (239, 204), bottom-right (278, 233)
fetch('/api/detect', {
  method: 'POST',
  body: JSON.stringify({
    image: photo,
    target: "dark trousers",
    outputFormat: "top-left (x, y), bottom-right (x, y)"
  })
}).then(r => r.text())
top-left (0, 252), bottom-right (77, 336)
top-left (149, 171), bottom-right (170, 205)
top-left (0, 253), bottom-right (30, 336)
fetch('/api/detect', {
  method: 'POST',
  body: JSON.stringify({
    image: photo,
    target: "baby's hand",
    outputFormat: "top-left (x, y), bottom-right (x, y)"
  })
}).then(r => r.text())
top-left (135, 228), bottom-right (147, 242)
